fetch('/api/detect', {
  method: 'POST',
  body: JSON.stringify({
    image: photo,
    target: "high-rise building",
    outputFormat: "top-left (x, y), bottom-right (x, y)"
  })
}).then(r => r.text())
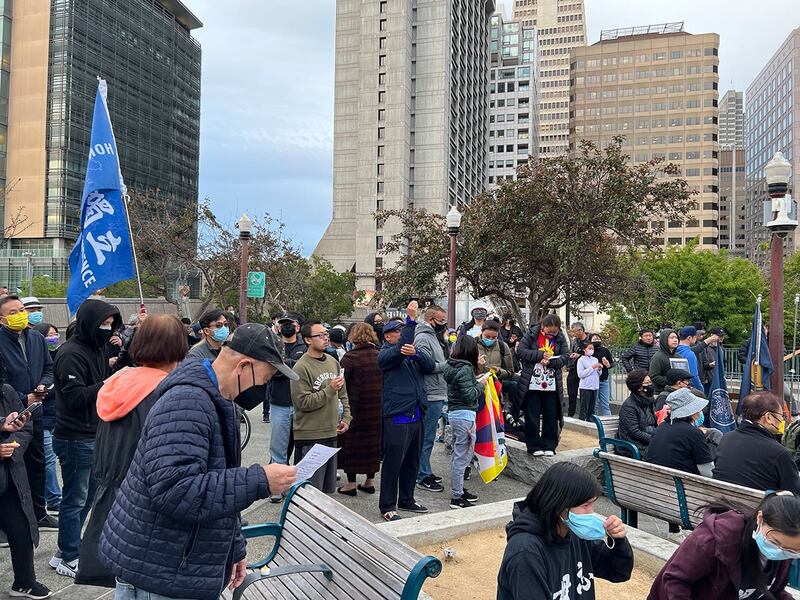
top-left (488, 12), bottom-right (539, 187)
top-left (569, 23), bottom-right (721, 249)
top-left (1, 0), bottom-right (202, 289)
top-left (719, 90), bottom-right (744, 148)
top-left (744, 27), bottom-right (800, 264)
top-left (315, 0), bottom-right (495, 292)
top-left (719, 148), bottom-right (746, 256)
top-left (513, 0), bottom-right (586, 158)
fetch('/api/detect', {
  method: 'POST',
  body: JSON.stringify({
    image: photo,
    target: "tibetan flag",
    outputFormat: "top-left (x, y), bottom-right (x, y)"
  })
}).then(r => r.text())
top-left (474, 373), bottom-right (508, 483)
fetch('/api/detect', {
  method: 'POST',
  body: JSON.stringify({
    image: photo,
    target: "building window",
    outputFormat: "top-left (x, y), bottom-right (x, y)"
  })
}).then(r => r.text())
top-left (379, 19), bottom-right (386, 31)
top-left (378, 109), bottom-right (385, 121)
top-left (380, 1), bottom-right (387, 13)
top-left (379, 37), bottom-right (386, 49)
top-left (378, 91), bottom-right (386, 103)
top-left (377, 181), bottom-right (384, 194)
top-left (377, 164), bottom-right (384, 176)
top-left (377, 145), bottom-right (385, 158)
top-left (376, 236), bottom-right (384, 250)
top-left (378, 127), bottom-right (385, 139)
top-left (379, 55), bottom-right (386, 67)
top-left (379, 73), bottom-right (386, 85)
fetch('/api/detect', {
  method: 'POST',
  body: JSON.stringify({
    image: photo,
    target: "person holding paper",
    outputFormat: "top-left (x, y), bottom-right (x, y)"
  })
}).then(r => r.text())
top-left (291, 321), bottom-right (351, 494)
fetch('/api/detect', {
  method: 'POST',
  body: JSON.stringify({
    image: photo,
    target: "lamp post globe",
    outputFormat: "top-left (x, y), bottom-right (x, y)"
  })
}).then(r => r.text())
top-left (765, 152), bottom-right (791, 198)
top-left (446, 205), bottom-right (462, 234)
top-left (236, 213), bottom-right (253, 238)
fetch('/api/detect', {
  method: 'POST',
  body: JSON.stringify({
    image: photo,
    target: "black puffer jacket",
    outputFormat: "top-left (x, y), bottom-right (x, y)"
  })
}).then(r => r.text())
top-left (620, 342), bottom-right (657, 373)
top-left (617, 392), bottom-right (657, 457)
top-left (516, 325), bottom-right (569, 401)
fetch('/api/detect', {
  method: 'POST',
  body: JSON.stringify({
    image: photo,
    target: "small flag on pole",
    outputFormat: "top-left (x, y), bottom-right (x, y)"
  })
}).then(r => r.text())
top-left (474, 373), bottom-right (508, 483)
top-left (67, 79), bottom-right (135, 314)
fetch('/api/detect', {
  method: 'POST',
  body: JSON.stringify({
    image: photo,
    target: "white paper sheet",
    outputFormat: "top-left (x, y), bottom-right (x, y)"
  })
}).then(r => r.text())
top-left (296, 444), bottom-right (341, 482)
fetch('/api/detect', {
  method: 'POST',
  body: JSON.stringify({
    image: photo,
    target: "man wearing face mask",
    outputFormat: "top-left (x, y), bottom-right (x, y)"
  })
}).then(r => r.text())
top-left (457, 304), bottom-right (490, 339)
top-left (50, 299), bottom-right (121, 577)
top-left (98, 323), bottom-right (298, 599)
top-left (21, 296), bottom-right (45, 328)
top-left (186, 309), bottom-right (229, 360)
top-left (712, 392), bottom-right (800, 496)
top-left (0, 295), bottom-right (56, 535)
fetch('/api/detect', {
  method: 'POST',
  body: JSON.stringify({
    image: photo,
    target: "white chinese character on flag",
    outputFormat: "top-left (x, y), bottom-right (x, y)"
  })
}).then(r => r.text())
top-left (83, 191), bottom-right (115, 228)
top-left (86, 230), bottom-right (122, 265)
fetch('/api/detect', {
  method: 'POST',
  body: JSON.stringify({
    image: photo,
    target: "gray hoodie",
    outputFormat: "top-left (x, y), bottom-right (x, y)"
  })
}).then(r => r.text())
top-left (414, 322), bottom-right (448, 402)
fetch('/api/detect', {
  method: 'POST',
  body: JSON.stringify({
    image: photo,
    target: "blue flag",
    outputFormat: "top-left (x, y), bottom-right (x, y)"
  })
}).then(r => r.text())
top-left (67, 79), bottom-right (135, 314)
top-left (737, 301), bottom-right (773, 414)
top-left (708, 343), bottom-right (735, 433)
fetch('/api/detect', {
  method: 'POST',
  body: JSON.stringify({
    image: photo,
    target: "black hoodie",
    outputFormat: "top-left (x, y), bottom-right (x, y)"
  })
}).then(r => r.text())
top-left (648, 329), bottom-right (676, 396)
top-left (54, 299), bottom-right (122, 440)
top-left (497, 502), bottom-right (633, 600)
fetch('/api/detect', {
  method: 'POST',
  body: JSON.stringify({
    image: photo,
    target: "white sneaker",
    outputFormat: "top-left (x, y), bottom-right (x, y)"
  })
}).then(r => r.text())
top-left (543, 451), bottom-right (555, 457)
top-left (47, 553), bottom-right (62, 570)
top-left (55, 558), bottom-right (78, 578)
top-left (532, 450), bottom-right (545, 457)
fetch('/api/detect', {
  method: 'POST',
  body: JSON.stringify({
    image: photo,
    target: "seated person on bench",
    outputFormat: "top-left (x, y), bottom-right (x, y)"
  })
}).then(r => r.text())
top-left (616, 368), bottom-right (657, 458)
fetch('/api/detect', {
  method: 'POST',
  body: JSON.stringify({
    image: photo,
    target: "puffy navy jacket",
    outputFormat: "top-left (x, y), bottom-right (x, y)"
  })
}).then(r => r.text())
top-left (98, 359), bottom-right (270, 600)
top-left (378, 319), bottom-right (435, 417)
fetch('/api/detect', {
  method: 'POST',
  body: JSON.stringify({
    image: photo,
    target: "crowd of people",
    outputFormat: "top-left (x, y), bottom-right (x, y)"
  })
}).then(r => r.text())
top-left (2, 293), bottom-right (800, 600)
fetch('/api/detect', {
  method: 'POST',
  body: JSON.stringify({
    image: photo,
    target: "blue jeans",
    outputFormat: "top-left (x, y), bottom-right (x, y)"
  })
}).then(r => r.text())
top-left (53, 438), bottom-right (96, 562)
top-left (269, 404), bottom-right (293, 465)
top-left (115, 579), bottom-right (195, 600)
top-left (596, 379), bottom-right (612, 417)
top-left (450, 418), bottom-right (476, 498)
top-left (417, 400), bottom-right (444, 482)
top-left (43, 429), bottom-right (61, 510)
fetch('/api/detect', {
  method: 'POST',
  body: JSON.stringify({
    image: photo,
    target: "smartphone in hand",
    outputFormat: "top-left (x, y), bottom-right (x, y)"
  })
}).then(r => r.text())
top-left (13, 401), bottom-right (42, 423)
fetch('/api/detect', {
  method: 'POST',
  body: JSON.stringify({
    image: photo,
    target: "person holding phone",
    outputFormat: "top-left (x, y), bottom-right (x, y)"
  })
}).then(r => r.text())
top-left (0, 355), bottom-right (52, 598)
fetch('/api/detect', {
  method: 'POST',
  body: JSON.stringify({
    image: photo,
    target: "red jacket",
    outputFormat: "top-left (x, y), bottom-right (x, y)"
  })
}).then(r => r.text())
top-left (648, 509), bottom-right (793, 600)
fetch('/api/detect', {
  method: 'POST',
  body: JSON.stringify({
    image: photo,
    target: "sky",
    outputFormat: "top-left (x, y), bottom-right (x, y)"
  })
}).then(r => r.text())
top-left (189, 0), bottom-right (800, 254)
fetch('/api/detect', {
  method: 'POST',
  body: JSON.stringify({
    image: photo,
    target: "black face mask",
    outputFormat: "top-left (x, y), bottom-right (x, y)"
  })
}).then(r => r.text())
top-left (593, 341), bottom-right (602, 349)
top-left (641, 384), bottom-right (655, 397)
top-left (472, 310), bottom-right (488, 321)
top-left (433, 322), bottom-right (447, 333)
top-left (234, 363), bottom-right (266, 411)
top-left (96, 327), bottom-right (114, 347)
top-left (373, 323), bottom-right (384, 337)
top-left (280, 323), bottom-right (296, 338)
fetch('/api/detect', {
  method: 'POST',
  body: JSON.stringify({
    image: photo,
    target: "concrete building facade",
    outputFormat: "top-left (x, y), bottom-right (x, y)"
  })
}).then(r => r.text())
top-left (1, 0), bottom-right (202, 290)
top-left (744, 27), bottom-right (800, 264)
top-left (569, 23), bottom-right (721, 249)
top-left (513, 0), bottom-right (586, 158)
top-left (719, 148), bottom-right (746, 256)
top-left (315, 0), bottom-right (495, 292)
top-left (719, 89), bottom-right (744, 148)
top-left (488, 12), bottom-right (539, 186)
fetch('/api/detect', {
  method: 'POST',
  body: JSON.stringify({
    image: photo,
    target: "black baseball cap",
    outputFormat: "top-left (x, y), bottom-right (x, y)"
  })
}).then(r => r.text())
top-left (666, 368), bottom-right (693, 385)
top-left (224, 323), bottom-right (298, 380)
top-left (710, 326), bottom-right (726, 336)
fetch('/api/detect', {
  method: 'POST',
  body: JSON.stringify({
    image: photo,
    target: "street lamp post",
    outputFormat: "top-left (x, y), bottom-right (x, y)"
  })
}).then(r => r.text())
top-left (21, 251), bottom-right (34, 297)
top-left (236, 214), bottom-right (253, 326)
top-left (446, 205), bottom-right (462, 328)
top-left (764, 152), bottom-right (797, 394)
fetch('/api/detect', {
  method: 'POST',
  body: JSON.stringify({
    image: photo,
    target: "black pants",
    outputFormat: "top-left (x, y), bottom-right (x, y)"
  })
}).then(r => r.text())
top-left (0, 479), bottom-right (36, 588)
top-left (567, 369), bottom-right (579, 417)
top-left (346, 472), bottom-right (375, 483)
top-left (379, 418), bottom-right (422, 514)
top-left (579, 389), bottom-right (598, 422)
top-left (23, 415), bottom-right (46, 522)
top-left (525, 391), bottom-right (560, 453)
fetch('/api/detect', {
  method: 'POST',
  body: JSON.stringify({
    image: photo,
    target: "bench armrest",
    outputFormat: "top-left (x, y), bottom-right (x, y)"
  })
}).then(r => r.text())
top-left (599, 438), bottom-right (641, 460)
top-left (242, 522), bottom-right (282, 569)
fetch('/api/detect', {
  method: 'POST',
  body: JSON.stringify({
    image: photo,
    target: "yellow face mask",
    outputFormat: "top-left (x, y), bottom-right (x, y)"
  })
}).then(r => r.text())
top-left (448, 334), bottom-right (457, 344)
top-left (776, 418), bottom-right (786, 436)
top-left (4, 311), bottom-right (28, 332)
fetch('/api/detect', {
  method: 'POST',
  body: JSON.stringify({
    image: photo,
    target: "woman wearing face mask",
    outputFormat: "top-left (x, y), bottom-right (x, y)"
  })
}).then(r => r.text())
top-left (588, 334), bottom-right (614, 417)
top-left (497, 462), bottom-right (633, 599)
top-left (364, 312), bottom-right (384, 339)
top-left (75, 315), bottom-right (188, 587)
top-left (645, 387), bottom-right (714, 477)
top-left (32, 323), bottom-right (62, 516)
top-left (712, 392), bottom-right (800, 496)
top-left (477, 320), bottom-right (515, 381)
top-left (616, 368), bottom-right (657, 458)
top-left (649, 491), bottom-right (800, 599)
top-left (577, 340), bottom-right (602, 422)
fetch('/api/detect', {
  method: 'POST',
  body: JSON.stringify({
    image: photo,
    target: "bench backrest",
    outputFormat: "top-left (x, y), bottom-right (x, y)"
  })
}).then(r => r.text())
top-left (595, 450), bottom-right (765, 529)
top-left (275, 482), bottom-right (441, 599)
top-left (593, 415), bottom-right (620, 440)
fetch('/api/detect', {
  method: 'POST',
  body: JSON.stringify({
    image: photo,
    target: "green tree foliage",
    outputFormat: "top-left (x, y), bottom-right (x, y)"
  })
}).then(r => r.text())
top-left (377, 137), bottom-right (694, 324)
top-left (784, 251), bottom-right (800, 351)
top-left (603, 244), bottom-right (766, 346)
top-left (23, 276), bottom-right (67, 298)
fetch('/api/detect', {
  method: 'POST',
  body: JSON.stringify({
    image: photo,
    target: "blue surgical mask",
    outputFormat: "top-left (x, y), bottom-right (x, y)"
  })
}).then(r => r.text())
top-left (483, 338), bottom-right (496, 347)
top-left (563, 511), bottom-right (607, 541)
top-left (753, 526), bottom-right (800, 561)
top-left (212, 326), bottom-right (229, 343)
top-left (693, 413), bottom-right (705, 428)
top-left (27, 311), bottom-right (43, 325)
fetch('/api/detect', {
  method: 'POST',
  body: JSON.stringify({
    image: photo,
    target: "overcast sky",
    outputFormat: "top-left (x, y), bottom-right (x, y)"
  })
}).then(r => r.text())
top-left (189, 0), bottom-right (799, 253)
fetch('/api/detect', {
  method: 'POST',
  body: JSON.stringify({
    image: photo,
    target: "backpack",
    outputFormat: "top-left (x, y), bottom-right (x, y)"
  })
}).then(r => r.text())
top-left (782, 419), bottom-right (800, 453)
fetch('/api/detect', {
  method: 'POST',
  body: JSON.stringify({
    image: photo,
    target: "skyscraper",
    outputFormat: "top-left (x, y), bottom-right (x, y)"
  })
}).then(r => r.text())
top-left (315, 0), bottom-right (495, 292)
top-left (719, 148), bottom-right (746, 256)
top-left (569, 23), bottom-right (721, 249)
top-left (488, 12), bottom-right (540, 187)
top-left (719, 90), bottom-right (744, 148)
top-left (2, 0), bottom-right (202, 288)
top-left (513, 0), bottom-right (586, 158)
top-left (744, 27), bottom-right (800, 264)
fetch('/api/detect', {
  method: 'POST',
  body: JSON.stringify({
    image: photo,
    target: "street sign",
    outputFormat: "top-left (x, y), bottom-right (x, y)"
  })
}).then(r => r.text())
top-left (247, 271), bottom-right (265, 298)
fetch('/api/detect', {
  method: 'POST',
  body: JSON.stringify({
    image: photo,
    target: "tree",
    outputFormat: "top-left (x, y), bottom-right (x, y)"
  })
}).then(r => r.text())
top-left (603, 244), bottom-right (767, 346)
top-left (377, 137), bottom-right (694, 324)
top-left (784, 251), bottom-right (800, 350)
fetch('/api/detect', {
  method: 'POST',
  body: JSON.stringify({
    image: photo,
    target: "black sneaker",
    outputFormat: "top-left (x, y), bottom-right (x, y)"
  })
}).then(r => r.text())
top-left (37, 515), bottom-right (58, 531)
top-left (464, 466), bottom-right (471, 481)
top-left (416, 475), bottom-right (444, 493)
top-left (431, 474), bottom-right (443, 484)
top-left (10, 582), bottom-right (52, 599)
top-left (463, 489), bottom-right (478, 502)
top-left (450, 494), bottom-right (476, 509)
top-left (398, 501), bottom-right (428, 514)
top-left (262, 415), bottom-right (270, 423)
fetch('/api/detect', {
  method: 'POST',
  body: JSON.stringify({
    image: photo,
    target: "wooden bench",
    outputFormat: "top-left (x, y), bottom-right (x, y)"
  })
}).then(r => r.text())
top-left (591, 415), bottom-right (641, 459)
top-left (225, 481), bottom-right (442, 600)
top-left (594, 449), bottom-right (765, 530)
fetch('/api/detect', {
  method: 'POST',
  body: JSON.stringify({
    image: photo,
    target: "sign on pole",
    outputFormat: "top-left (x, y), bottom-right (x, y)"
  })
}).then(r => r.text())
top-left (247, 271), bottom-right (266, 298)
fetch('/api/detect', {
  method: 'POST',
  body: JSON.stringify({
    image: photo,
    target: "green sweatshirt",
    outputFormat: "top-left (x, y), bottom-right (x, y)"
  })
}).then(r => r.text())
top-left (291, 353), bottom-right (351, 441)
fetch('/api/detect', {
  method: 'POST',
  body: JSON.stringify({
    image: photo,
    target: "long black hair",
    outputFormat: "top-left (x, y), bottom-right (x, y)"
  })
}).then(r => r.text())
top-left (706, 493), bottom-right (800, 600)
top-left (451, 335), bottom-right (479, 373)
top-left (525, 462), bottom-right (602, 542)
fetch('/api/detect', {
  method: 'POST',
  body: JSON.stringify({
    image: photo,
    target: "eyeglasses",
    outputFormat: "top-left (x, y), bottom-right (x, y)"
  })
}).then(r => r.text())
top-left (433, 318), bottom-right (447, 326)
top-left (308, 333), bottom-right (330, 339)
top-left (767, 411), bottom-right (786, 423)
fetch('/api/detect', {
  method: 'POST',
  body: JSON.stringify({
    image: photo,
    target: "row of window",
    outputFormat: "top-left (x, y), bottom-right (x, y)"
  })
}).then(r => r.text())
top-left (575, 81), bottom-right (717, 98)
top-left (575, 64), bottom-right (718, 84)
top-left (576, 48), bottom-right (717, 69)
top-left (575, 103), bottom-right (718, 114)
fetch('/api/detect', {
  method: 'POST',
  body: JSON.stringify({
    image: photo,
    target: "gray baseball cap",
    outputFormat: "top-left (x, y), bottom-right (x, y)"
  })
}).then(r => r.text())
top-left (224, 323), bottom-right (298, 380)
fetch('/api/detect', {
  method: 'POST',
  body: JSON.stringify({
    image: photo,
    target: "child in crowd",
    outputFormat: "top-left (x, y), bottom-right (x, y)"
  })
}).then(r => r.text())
top-left (577, 340), bottom-right (602, 422)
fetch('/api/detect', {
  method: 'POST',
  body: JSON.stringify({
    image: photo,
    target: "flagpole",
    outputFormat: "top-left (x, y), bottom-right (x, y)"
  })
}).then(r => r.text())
top-left (791, 293), bottom-right (800, 415)
top-left (122, 193), bottom-right (145, 308)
